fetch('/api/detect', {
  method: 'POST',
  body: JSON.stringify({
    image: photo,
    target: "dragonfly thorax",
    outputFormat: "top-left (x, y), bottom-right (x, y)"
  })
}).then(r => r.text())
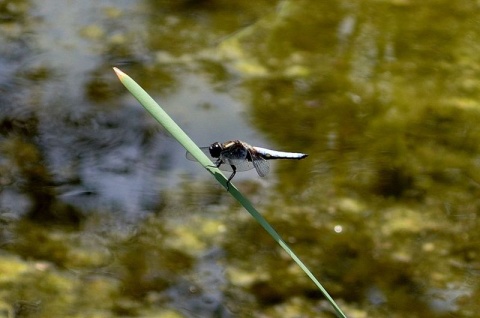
top-left (209, 142), bottom-right (223, 158)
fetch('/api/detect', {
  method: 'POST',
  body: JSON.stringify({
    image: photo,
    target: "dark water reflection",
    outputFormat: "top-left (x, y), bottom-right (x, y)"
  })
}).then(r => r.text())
top-left (1, 0), bottom-right (480, 317)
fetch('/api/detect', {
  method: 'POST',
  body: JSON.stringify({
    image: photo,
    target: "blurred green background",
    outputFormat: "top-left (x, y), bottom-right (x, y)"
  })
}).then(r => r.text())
top-left (1, 0), bottom-right (479, 317)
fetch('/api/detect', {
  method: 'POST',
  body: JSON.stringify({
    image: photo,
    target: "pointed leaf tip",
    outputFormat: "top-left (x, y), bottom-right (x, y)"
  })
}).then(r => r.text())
top-left (113, 67), bottom-right (125, 79)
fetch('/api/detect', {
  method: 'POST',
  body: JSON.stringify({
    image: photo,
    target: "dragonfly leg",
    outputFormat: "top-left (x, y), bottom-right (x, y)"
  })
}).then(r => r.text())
top-left (206, 159), bottom-right (223, 169)
top-left (226, 165), bottom-right (237, 191)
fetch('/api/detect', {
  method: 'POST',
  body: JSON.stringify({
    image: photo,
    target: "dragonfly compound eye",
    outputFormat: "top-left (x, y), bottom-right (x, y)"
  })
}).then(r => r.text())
top-left (209, 142), bottom-right (222, 158)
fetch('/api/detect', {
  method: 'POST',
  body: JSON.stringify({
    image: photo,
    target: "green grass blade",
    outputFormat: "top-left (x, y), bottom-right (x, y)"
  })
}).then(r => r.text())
top-left (113, 67), bottom-right (347, 318)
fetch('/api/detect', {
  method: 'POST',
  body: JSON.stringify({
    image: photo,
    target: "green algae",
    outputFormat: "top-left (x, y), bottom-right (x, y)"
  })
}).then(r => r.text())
top-left (2, 0), bottom-right (480, 316)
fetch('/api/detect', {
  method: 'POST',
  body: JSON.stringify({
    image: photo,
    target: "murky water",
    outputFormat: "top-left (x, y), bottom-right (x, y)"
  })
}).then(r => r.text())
top-left (1, 0), bottom-right (480, 317)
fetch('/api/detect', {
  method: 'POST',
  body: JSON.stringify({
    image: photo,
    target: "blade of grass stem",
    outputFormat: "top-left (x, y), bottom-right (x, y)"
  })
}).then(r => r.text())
top-left (113, 67), bottom-right (347, 318)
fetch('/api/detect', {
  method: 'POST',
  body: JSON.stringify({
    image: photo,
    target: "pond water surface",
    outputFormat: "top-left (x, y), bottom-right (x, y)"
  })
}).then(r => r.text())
top-left (1, 1), bottom-right (479, 317)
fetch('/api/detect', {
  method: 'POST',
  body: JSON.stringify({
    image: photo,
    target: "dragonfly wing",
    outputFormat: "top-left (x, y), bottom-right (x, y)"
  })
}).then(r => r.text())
top-left (248, 151), bottom-right (270, 177)
top-left (221, 157), bottom-right (255, 172)
top-left (187, 148), bottom-right (254, 172)
top-left (252, 157), bottom-right (270, 177)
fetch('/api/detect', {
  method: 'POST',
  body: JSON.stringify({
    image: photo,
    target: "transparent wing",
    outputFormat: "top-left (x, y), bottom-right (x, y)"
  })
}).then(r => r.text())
top-left (186, 147), bottom-right (255, 172)
top-left (249, 152), bottom-right (270, 177)
top-left (222, 158), bottom-right (255, 172)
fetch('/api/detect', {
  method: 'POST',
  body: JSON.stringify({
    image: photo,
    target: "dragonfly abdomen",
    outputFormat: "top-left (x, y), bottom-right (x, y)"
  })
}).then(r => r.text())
top-left (253, 147), bottom-right (308, 160)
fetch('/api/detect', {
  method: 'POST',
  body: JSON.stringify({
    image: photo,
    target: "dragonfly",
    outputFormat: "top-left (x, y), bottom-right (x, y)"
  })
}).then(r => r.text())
top-left (186, 140), bottom-right (308, 189)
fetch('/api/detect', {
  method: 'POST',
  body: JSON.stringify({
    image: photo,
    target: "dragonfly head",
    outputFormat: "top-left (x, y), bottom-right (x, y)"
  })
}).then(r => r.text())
top-left (209, 142), bottom-right (223, 158)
